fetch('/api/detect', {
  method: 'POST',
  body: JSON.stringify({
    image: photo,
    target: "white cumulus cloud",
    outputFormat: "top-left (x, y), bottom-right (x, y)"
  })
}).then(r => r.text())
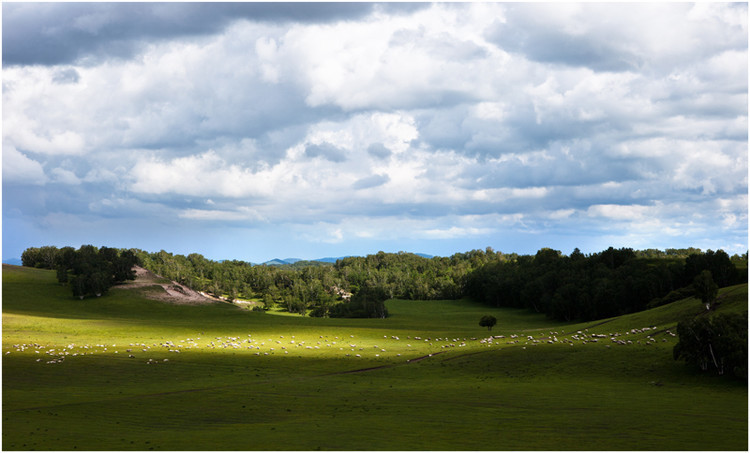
top-left (2, 144), bottom-right (48, 185)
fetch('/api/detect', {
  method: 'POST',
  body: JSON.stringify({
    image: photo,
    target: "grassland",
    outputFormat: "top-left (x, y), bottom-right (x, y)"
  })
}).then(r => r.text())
top-left (3, 264), bottom-right (747, 450)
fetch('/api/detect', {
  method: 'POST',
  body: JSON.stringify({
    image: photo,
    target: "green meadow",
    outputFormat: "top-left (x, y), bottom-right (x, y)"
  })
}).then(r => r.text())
top-left (3, 264), bottom-right (747, 450)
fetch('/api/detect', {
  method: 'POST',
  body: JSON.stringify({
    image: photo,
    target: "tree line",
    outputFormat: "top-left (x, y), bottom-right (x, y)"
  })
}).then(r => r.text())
top-left (464, 247), bottom-right (746, 322)
top-left (22, 245), bottom-right (138, 299)
top-left (20, 245), bottom-right (746, 321)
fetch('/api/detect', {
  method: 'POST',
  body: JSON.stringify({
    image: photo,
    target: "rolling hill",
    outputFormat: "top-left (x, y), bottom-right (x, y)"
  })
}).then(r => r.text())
top-left (2, 264), bottom-right (746, 450)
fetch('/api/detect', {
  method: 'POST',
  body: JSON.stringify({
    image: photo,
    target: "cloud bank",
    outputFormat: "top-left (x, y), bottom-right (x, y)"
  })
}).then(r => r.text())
top-left (3, 2), bottom-right (747, 261)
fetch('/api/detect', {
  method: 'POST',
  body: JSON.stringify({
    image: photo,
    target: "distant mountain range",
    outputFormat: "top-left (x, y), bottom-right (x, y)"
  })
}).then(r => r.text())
top-left (260, 257), bottom-right (351, 266)
top-left (260, 253), bottom-right (434, 266)
top-left (414, 253), bottom-right (434, 259)
top-left (3, 254), bottom-right (436, 267)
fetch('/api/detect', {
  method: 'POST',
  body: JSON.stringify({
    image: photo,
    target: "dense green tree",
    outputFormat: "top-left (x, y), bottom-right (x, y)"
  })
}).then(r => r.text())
top-left (693, 270), bottom-right (719, 311)
top-left (56, 266), bottom-right (69, 284)
top-left (331, 284), bottom-right (389, 318)
top-left (21, 247), bottom-right (40, 267)
top-left (674, 312), bottom-right (747, 378)
top-left (70, 269), bottom-right (110, 299)
top-left (479, 315), bottom-right (497, 331)
top-left (112, 249), bottom-right (138, 282)
top-left (46, 245), bottom-right (139, 299)
top-left (684, 250), bottom-right (737, 287)
top-left (283, 294), bottom-right (295, 313)
top-left (55, 246), bottom-right (77, 271)
top-left (262, 294), bottom-right (274, 310)
top-left (596, 247), bottom-right (636, 269)
top-left (21, 246), bottom-right (59, 268)
top-left (38, 246), bottom-right (60, 269)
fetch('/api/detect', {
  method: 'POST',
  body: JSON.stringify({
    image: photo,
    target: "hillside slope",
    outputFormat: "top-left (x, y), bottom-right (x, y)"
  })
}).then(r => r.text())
top-left (2, 265), bottom-right (746, 450)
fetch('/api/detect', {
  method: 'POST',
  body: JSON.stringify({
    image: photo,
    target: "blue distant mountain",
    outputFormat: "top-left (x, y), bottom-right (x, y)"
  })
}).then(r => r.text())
top-left (261, 253), bottom-right (434, 266)
top-left (261, 256), bottom-right (351, 266)
top-left (3, 258), bottom-right (22, 266)
top-left (315, 256), bottom-right (351, 263)
top-left (261, 257), bottom-right (342, 266)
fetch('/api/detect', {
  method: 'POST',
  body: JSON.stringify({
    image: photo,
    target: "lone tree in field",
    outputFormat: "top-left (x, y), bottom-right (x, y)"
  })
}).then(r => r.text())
top-left (693, 270), bottom-right (719, 311)
top-left (479, 315), bottom-right (497, 331)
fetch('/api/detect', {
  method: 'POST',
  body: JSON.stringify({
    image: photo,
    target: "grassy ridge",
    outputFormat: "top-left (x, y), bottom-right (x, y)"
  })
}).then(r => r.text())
top-left (3, 265), bottom-right (747, 450)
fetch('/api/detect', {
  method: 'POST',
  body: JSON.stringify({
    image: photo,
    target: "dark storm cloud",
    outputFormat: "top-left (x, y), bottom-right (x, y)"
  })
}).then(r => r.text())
top-left (2, 2), bottom-right (427, 66)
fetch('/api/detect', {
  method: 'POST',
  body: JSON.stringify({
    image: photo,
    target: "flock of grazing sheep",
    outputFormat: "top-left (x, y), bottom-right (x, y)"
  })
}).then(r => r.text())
top-left (5, 325), bottom-right (677, 366)
top-left (481, 326), bottom-right (677, 349)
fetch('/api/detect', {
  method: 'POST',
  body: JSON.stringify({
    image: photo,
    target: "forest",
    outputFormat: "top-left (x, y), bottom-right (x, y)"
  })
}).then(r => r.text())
top-left (20, 245), bottom-right (747, 321)
top-left (22, 245), bottom-right (138, 299)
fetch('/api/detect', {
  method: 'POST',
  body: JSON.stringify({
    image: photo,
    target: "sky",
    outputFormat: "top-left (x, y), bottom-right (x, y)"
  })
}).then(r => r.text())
top-left (2, 2), bottom-right (748, 263)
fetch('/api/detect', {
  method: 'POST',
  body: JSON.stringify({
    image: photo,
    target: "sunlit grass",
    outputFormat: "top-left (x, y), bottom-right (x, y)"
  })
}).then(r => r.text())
top-left (3, 265), bottom-right (746, 450)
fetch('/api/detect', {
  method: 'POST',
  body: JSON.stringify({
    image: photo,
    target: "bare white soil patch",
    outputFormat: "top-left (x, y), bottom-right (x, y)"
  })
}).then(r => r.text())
top-left (114, 266), bottom-right (219, 305)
